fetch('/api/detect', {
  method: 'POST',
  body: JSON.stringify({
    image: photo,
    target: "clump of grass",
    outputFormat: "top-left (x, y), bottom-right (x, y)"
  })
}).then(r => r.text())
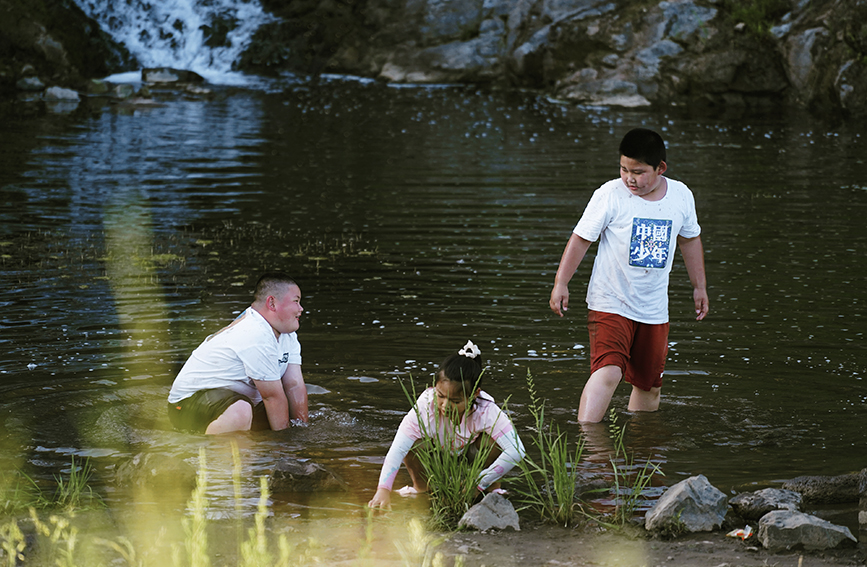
top-left (394, 517), bottom-right (448, 567)
top-left (2, 456), bottom-right (102, 513)
top-left (0, 470), bottom-right (39, 514)
top-left (398, 375), bottom-right (497, 530)
top-left (722, 0), bottom-right (790, 35)
top-left (605, 409), bottom-right (663, 527)
top-left (28, 509), bottom-right (80, 567)
top-left (511, 369), bottom-right (585, 526)
top-left (44, 456), bottom-right (102, 512)
top-left (174, 448), bottom-right (210, 567)
top-left (0, 518), bottom-right (26, 567)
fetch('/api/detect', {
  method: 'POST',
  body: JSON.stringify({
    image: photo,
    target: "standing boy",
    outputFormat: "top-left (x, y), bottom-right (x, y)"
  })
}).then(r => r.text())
top-left (167, 272), bottom-right (309, 434)
top-left (549, 128), bottom-right (708, 423)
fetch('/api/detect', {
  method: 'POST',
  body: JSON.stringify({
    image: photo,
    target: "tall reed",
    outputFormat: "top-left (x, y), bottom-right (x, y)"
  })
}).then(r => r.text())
top-left (606, 409), bottom-right (663, 526)
top-left (511, 369), bottom-right (584, 526)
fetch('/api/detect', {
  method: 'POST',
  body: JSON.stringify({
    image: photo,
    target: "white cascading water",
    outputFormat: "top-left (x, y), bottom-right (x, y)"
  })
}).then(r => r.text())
top-left (71, 0), bottom-right (276, 85)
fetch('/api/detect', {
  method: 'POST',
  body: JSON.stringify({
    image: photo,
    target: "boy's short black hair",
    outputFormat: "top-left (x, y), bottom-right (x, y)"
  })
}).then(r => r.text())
top-left (253, 272), bottom-right (297, 302)
top-left (619, 128), bottom-right (666, 169)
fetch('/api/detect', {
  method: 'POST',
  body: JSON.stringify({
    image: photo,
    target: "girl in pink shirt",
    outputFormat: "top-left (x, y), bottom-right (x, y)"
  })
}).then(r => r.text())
top-left (368, 341), bottom-right (526, 509)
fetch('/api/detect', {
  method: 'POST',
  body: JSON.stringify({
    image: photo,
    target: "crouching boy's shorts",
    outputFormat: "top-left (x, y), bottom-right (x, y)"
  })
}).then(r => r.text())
top-left (587, 310), bottom-right (669, 391)
top-left (167, 388), bottom-right (268, 433)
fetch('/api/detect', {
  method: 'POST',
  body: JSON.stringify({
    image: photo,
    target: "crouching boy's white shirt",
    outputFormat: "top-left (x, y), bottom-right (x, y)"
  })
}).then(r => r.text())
top-left (168, 307), bottom-right (301, 404)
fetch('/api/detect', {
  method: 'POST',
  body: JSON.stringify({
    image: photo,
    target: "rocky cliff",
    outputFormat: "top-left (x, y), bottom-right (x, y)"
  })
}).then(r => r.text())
top-left (3, 0), bottom-right (866, 118)
top-left (0, 0), bottom-right (133, 95)
top-left (241, 0), bottom-right (867, 117)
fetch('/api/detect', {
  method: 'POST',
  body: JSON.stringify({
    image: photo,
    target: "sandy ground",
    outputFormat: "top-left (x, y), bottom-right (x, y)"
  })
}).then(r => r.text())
top-left (435, 522), bottom-right (867, 567)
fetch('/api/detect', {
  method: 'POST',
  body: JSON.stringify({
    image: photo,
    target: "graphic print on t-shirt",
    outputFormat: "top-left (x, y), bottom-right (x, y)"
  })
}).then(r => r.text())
top-left (629, 218), bottom-right (672, 269)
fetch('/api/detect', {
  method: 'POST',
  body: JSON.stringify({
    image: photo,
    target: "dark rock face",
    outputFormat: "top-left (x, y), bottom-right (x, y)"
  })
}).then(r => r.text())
top-left (237, 0), bottom-right (867, 118)
top-left (0, 0), bottom-right (134, 94)
top-left (2, 0), bottom-right (867, 118)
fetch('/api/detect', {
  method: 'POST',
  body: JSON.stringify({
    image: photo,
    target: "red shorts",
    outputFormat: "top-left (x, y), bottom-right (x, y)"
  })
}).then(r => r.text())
top-left (588, 310), bottom-right (669, 391)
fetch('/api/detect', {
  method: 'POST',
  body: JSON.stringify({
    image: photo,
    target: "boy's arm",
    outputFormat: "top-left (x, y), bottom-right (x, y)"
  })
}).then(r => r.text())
top-left (281, 363), bottom-right (308, 423)
top-left (549, 233), bottom-right (593, 317)
top-left (255, 379), bottom-right (290, 430)
top-left (677, 235), bottom-right (709, 321)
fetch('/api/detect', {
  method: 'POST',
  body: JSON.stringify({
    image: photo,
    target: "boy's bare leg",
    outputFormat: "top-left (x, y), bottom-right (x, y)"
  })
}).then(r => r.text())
top-left (577, 365), bottom-right (622, 423)
top-left (628, 386), bottom-right (661, 412)
top-left (205, 400), bottom-right (253, 434)
top-left (403, 450), bottom-right (429, 492)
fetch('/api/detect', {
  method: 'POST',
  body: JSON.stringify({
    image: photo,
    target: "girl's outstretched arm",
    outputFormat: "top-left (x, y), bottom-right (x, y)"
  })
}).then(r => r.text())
top-left (476, 428), bottom-right (526, 491)
top-left (368, 426), bottom-right (416, 509)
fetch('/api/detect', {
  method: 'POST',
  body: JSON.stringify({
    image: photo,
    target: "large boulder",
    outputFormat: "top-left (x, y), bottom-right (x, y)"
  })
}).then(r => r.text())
top-left (757, 510), bottom-right (857, 552)
top-left (645, 475), bottom-right (728, 534)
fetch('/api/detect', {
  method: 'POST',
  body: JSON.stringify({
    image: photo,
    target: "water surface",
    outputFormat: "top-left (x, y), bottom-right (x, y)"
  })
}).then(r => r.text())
top-left (1, 82), bottom-right (865, 527)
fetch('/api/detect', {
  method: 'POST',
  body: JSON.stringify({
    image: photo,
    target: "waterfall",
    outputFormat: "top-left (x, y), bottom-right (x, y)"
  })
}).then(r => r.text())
top-left (71, 0), bottom-right (276, 85)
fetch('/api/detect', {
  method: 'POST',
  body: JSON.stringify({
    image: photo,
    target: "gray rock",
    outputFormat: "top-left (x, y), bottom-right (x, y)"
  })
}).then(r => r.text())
top-left (43, 86), bottom-right (80, 101)
top-left (458, 492), bottom-right (520, 531)
top-left (142, 68), bottom-right (205, 84)
top-left (645, 474), bottom-right (728, 533)
top-left (730, 488), bottom-right (803, 521)
top-left (268, 458), bottom-right (348, 493)
top-left (16, 76), bottom-right (45, 91)
top-left (757, 510), bottom-right (857, 552)
top-left (112, 84), bottom-right (136, 100)
top-left (782, 472), bottom-right (861, 504)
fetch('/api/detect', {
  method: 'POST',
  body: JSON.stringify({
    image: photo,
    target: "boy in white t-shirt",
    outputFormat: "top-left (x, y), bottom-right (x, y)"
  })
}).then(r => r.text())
top-left (167, 272), bottom-right (309, 434)
top-left (549, 128), bottom-right (709, 423)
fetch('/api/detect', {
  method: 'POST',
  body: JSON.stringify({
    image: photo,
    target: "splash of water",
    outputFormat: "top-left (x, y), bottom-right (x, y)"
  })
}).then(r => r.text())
top-left (71, 0), bottom-right (276, 85)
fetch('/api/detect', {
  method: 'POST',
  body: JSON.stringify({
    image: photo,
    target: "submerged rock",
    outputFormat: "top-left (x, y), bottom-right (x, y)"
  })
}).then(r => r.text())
top-left (268, 458), bottom-right (348, 493)
top-left (115, 452), bottom-right (197, 491)
top-left (783, 472), bottom-right (862, 504)
top-left (458, 492), bottom-right (520, 532)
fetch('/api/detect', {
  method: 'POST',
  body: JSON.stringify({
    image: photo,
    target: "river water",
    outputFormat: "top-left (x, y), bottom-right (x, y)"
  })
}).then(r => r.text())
top-left (1, 79), bottom-right (866, 552)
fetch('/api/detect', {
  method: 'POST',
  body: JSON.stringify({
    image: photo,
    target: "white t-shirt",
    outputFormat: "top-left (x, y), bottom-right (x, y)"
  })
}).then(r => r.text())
top-left (574, 177), bottom-right (701, 324)
top-left (168, 307), bottom-right (302, 404)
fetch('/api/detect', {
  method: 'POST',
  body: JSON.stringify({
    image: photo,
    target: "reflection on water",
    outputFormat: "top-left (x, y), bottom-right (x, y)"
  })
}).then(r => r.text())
top-left (1, 82), bottom-right (866, 530)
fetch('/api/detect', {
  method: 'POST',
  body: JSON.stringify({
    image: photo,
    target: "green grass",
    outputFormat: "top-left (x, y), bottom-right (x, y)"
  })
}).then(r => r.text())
top-left (722, 0), bottom-right (791, 35)
top-left (511, 369), bottom-right (585, 526)
top-left (1, 456), bottom-right (102, 514)
top-left (0, 444), bottom-right (464, 566)
top-left (604, 409), bottom-right (663, 527)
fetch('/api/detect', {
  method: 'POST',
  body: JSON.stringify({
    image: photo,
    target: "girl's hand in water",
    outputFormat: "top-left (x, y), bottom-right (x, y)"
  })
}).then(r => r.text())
top-left (368, 487), bottom-right (392, 510)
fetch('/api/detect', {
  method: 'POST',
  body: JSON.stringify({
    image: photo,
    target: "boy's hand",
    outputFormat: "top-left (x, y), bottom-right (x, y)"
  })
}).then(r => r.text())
top-left (694, 288), bottom-right (709, 321)
top-left (549, 284), bottom-right (569, 317)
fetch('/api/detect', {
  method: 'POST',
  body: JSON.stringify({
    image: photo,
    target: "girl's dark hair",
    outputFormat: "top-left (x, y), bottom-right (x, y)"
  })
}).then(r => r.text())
top-left (436, 349), bottom-right (485, 402)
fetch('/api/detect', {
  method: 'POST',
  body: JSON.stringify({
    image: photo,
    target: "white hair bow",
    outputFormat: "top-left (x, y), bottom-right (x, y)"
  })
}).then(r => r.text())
top-left (458, 340), bottom-right (481, 359)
